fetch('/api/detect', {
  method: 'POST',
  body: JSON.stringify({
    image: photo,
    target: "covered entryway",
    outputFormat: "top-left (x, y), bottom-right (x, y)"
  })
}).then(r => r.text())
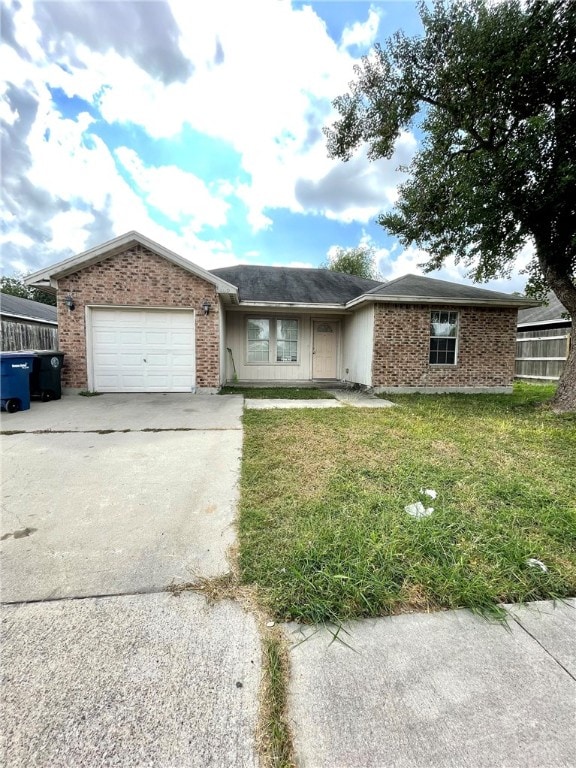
top-left (312, 320), bottom-right (339, 379)
top-left (89, 307), bottom-right (195, 392)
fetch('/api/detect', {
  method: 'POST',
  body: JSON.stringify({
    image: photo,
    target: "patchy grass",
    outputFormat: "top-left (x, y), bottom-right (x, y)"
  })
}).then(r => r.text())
top-left (239, 383), bottom-right (576, 622)
top-left (78, 390), bottom-right (101, 397)
top-left (219, 386), bottom-right (336, 399)
top-left (259, 633), bottom-right (295, 768)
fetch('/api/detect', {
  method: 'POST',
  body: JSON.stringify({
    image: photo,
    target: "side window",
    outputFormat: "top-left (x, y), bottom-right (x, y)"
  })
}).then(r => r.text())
top-left (429, 311), bottom-right (458, 364)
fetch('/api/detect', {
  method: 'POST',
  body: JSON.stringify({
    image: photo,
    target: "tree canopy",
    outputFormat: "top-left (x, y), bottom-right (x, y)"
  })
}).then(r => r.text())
top-left (321, 245), bottom-right (381, 280)
top-left (325, 0), bottom-right (576, 410)
top-left (1, 275), bottom-right (57, 306)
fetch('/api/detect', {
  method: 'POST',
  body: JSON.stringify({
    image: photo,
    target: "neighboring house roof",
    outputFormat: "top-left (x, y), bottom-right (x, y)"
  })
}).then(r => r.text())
top-left (210, 265), bottom-right (382, 305)
top-left (517, 292), bottom-right (570, 327)
top-left (0, 292), bottom-right (58, 325)
top-left (25, 231), bottom-right (239, 299)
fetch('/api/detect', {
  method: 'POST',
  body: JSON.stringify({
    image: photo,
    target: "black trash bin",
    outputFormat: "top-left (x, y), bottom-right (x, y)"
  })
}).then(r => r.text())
top-left (29, 351), bottom-right (65, 401)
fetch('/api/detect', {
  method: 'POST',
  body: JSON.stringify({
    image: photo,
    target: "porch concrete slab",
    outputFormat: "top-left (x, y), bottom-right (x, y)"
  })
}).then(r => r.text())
top-left (327, 389), bottom-right (396, 407)
top-left (504, 598), bottom-right (576, 677)
top-left (245, 399), bottom-right (342, 409)
top-left (1, 592), bottom-right (261, 768)
top-left (0, 393), bottom-right (243, 432)
top-left (283, 604), bottom-right (576, 768)
top-left (1, 429), bottom-right (241, 603)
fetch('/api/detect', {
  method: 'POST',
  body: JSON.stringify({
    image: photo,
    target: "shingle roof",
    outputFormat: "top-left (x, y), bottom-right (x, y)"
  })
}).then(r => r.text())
top-left (365, 273), bottom-right (531, 304)
top-left (0, 292), bottom-right (58, 323)
top-left (210, 266), bottom-right (535, 307)
top-left (210, 265), bottom-right (382, 304)
top-left (517, 293), bottom-right (570, 325)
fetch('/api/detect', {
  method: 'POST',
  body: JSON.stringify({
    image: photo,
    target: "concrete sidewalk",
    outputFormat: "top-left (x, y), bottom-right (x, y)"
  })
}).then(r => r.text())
top-left (2, 593), bottom-right (261, 768)
top-left (283, 599), bottom-right (576, 768)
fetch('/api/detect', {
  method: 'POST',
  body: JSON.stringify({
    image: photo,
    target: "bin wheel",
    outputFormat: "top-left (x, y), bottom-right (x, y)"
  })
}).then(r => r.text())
top-left (41, 390), bottom-right (54, 402)
top-left (5, 399), bottom-right (19, 413)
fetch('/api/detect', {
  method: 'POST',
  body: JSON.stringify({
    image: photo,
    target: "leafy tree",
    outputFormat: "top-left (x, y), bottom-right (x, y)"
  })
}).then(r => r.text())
top-left (1, 274), bottom-right (57, 306)
top-left (325, 0), bottom-right (576, 411)
top-left (321, 246), bottom-right (381, 280)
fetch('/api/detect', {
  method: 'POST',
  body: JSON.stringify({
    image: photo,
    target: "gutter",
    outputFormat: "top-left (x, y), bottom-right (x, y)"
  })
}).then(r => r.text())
top-left (235, 301), bottom-right (348, 311)
top-left (346, 294), bottom-right (540, 310)
top-left (1, 312), bottom-right (58, 325)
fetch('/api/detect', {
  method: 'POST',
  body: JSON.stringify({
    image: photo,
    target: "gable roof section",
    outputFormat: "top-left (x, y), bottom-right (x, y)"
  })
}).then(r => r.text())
top-left (0, 292), bottom-right (58, 324)
top-left (517, 292), bottom-right (570, 327)
top-left (348, 273), bottom-right (538, 309)
top-left (210, 265), bottom-right (381, 305)
top-left (25, 231), bottom-right (239, 298)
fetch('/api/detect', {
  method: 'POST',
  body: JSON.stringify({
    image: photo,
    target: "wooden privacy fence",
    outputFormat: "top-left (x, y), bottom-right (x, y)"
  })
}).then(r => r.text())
top-left (1, 320), bottom-right (58, 351)
top-left (515, 326), bottom-right (571, 380)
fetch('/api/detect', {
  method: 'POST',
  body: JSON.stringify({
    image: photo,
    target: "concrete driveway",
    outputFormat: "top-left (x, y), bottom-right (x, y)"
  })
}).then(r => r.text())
top-left (1, 393), bottom-right (262, 768)
top-left (1, 394), bottom-right (243, 603)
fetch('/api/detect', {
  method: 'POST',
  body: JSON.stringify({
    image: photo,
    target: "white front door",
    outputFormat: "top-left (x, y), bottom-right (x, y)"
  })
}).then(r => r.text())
top-left (90, 308), bottom-right (196, 392)
top-left (312, 320), bottom-right (338, 379)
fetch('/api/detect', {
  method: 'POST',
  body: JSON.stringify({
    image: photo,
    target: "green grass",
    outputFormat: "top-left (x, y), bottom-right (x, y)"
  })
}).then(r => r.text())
top-left (261, 635), bottom-right (295, 768)
top-left (238, 382), bottom-right (576, 622)
top-left (219, 386), bottom-right (335, 399)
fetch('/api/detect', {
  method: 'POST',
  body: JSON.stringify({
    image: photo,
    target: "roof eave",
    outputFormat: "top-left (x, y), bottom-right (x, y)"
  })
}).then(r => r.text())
top-left (346, 294), bottom-right (540, 310)
top-left (237, 300), bottom-right (348, 311)
top-left (518, 317), bottom-right (571, 328)
top-left (25, 231), bottom-right (239, 298)
top-left (0, 312), bottom-right (58, 325)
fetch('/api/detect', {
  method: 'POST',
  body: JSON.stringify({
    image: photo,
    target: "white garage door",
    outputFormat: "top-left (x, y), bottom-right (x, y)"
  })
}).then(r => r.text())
top-left (90, 308), bottom-right (196, 392)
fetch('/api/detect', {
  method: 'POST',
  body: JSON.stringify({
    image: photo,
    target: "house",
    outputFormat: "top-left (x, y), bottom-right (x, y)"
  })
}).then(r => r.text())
top-left (516, 292), bottom-right (571, 381)
top-left (25, 231), bottom-right (537, 394)
top-left (0, 292), bottom-right (58, 351)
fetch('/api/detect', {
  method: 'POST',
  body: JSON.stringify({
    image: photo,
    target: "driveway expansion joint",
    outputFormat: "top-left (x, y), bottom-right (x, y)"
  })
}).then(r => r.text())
top-left (510, 613), bottom-right (576, 682)
top-left (1, 587), bottom-right (171, 607)
top-left (1, 427), bottom-right (242, 435)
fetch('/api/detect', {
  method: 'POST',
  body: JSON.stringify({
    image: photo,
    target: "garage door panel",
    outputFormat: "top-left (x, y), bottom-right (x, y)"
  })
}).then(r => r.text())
top-left (145, 331), bottom-right (170, 346)
top-left (91, 309), bottom-right (196, 393)
top-left (145, 353), bottom-right (170, 367)
top-left (171, 332), bottom-right (195, 346)
top-left (93, 353), bottom-right (121, 367)
top-left (171, 353), bottom-right (195, 366)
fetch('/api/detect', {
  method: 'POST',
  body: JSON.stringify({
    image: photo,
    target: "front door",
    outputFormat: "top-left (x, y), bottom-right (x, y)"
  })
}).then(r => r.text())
top-left (312, 321), bottom-right (338, 379)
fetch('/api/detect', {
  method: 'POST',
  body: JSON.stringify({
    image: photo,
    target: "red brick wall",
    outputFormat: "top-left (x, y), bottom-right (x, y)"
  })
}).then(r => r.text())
top-left (372, 304), bottom-right (517, 388)
top-left (57, 245), bottom-right (220, 389)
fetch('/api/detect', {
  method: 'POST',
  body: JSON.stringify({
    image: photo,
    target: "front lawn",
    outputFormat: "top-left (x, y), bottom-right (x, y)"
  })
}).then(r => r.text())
top-left (239, 383), bottom-right (576, 621)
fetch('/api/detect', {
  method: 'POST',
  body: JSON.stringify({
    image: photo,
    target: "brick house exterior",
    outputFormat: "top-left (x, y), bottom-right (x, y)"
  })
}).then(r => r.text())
top-left (26, 232), bottom-right (536, 394)
top-left (372, 304), bottom-right (518, 389)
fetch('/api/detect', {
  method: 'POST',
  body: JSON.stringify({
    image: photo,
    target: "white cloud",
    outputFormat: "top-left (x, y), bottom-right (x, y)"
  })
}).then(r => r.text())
top-left (340, 7), bottom-right (382, 50)
top-left (114, 148), bottom-right (230, 230)
top-left (1, 0), bottom-right (417, 271)
top-left (273, 260), bottom-right (316, 269)
top-left (375, 242), bottom-right (533, 293)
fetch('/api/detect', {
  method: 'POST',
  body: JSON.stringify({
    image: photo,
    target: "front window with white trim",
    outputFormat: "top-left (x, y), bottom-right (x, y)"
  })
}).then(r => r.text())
top-left (246, 318), bottom-right (299, 364)
top-left (429, 311), bottom-right (458, 365)
top-left (247, 319), bottom-right (270, 362)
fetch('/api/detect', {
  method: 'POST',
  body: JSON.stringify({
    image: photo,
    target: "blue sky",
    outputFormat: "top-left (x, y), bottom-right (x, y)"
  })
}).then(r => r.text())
top-left (1, 0), bottom-right (531, 291)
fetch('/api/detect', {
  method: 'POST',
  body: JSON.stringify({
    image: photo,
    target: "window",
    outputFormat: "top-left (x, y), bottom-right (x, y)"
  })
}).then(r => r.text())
top-left (276, 319), bottom-right (298, 362)
top-left (429, 311), bottom-right (458, 365)
top-left (247, 319), bottom-right (269, 362)
top-left (246, 318), bottom-right (299, 364)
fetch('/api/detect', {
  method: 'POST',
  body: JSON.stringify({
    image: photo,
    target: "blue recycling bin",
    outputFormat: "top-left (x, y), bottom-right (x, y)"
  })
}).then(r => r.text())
top-left (0, 352), bottom-right (35, 413)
